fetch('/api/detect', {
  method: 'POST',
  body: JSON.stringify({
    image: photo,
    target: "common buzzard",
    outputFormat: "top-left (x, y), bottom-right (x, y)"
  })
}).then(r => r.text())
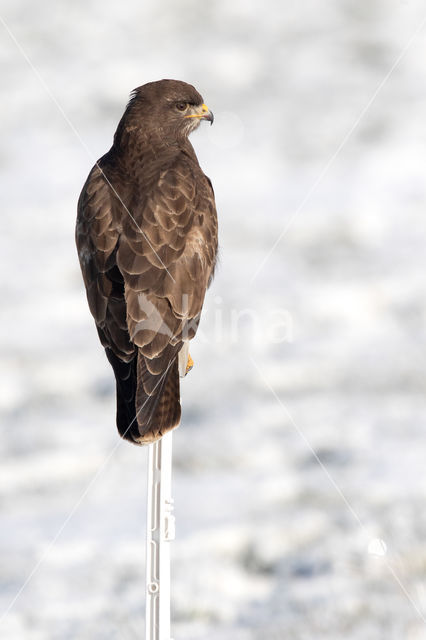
top-left (76, 79), bottom-right (218, 445)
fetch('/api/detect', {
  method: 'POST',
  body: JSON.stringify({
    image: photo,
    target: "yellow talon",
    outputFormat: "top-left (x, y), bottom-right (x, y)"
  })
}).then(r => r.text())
top-left (186, 354), bottom-right (194, 374)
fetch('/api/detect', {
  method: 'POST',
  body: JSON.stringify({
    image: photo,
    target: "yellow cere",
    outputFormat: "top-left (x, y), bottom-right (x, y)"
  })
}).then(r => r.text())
top-left (185, 104), bottom-right (210, 119)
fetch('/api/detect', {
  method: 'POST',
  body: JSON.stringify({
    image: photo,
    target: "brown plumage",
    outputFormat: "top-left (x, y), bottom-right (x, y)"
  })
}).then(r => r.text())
top-left (76, 79), bottom-right (218, 445)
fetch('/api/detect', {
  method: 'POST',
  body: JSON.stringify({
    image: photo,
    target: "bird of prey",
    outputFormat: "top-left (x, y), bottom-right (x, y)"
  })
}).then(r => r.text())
top-left (76, 79), bottom-right (218, 445)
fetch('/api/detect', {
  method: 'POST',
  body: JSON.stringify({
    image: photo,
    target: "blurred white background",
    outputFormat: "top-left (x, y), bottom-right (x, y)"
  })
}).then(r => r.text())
top-left (1, 1), bottom-right (426, 638)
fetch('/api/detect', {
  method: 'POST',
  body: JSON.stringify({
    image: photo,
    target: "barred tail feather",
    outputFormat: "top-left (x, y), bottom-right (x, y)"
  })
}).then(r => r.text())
top-left (105, 348), bottom-right (181, 445)
top-left (134, 353), bottom-right (181, 444)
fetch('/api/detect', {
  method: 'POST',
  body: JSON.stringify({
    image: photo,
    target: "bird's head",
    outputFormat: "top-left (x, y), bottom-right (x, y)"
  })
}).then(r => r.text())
top-left (117, 79), bottom-right (213, 147)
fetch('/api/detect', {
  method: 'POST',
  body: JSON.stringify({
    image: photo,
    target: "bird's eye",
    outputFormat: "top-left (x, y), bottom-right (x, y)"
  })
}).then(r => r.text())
top-left (175, 102), bottom-right (187, 111)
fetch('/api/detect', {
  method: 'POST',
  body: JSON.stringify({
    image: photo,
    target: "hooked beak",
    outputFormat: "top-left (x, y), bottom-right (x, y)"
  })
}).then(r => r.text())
top-left (185, 103), bottom-right (214, 125)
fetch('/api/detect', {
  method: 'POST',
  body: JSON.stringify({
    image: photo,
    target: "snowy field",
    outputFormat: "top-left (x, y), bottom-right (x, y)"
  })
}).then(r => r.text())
top-left (2, 1), bottom-right (426, 638)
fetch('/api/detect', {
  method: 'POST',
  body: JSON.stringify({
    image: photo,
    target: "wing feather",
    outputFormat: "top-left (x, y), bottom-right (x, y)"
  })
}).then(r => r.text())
top-left (77, 151), bottom-right (217, 443)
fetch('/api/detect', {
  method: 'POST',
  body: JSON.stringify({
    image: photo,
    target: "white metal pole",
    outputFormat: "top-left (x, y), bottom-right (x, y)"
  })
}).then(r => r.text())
top-left (146, 431), bottom-right (175, 640)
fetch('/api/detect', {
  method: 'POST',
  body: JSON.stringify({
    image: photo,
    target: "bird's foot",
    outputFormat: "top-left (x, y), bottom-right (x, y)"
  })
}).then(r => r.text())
top-left (186, 354), bottom-right (194, 374)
